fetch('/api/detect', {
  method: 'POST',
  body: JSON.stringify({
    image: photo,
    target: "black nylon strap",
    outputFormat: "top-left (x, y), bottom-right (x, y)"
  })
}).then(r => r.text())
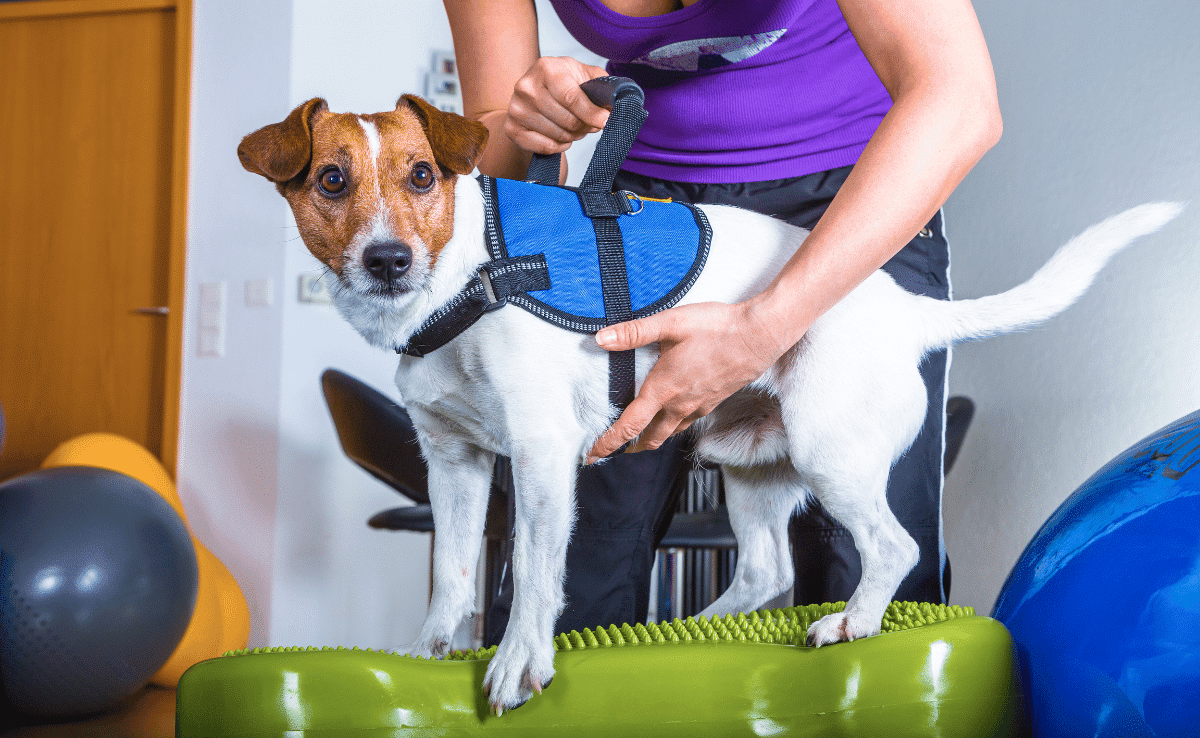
top-left (591, 215), bottom-right (636, 410)
top-left (583, 82), bottom-right (646, 414)
top-left (608, 353), bottom-right (636, 414)
top-left (577, 190), bottom-right (637, 218)
top-left (397, 277), bottom-right (490, 358)
top-left (525, 152), bottom-right (561, 187)
top-left (579, 91), bottom-right (647, 195)
top-left (397, 255), bottom-right (550, 357)
top-left (526, 76), bottom-right (644, 193)
top-left (593, 219), bottom-right (632, 323)
top-left (483, 254), bottom-right (551, 300)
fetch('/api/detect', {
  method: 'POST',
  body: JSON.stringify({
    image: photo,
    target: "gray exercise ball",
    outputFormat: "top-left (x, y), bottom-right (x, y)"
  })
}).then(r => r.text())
top-left (0, 466), bottom-right (198, 718)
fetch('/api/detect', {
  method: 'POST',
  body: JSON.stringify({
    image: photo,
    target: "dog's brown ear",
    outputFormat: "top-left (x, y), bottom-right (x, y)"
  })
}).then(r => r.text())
top-left (399, 94), bottom-right (489, 176)
top-left (238, 98), bottom-right (328, 183)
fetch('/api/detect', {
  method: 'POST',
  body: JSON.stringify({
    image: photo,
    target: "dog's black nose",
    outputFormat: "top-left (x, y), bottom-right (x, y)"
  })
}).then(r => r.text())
top-left (362, 242), bottom-right (413, 282)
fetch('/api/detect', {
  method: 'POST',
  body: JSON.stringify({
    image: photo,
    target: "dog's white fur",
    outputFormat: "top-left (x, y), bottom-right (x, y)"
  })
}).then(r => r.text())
top-left (330, 172), bottom-right (1181, 711)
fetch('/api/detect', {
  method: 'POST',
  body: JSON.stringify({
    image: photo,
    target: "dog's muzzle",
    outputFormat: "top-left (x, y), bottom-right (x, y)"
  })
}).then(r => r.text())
top-left (362, 241), bottom-right (413, 291)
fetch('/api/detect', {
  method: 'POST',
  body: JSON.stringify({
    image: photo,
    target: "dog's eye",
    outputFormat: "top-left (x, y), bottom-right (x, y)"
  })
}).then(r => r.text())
top-left (410, 164), bottom-right (435, 192)
top-left (318, 167), bottom-right (347, 196)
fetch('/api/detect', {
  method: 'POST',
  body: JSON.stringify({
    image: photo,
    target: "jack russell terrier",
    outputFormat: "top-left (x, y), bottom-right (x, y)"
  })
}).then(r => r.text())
top-left (239, 93), bottom-right (1181, 714)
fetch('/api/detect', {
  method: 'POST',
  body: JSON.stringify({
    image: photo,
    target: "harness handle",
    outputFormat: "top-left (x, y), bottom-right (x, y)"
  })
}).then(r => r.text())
top-left (525, 76), bottom-right (646, 191)
top-left (521, 78), bottom-right (648, 421)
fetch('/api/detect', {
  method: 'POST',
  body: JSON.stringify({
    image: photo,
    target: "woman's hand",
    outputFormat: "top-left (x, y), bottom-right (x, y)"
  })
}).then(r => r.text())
top-left (503, 56), bottom-right (611, 155)
top-left (585, 300), bottom-right (797, 462)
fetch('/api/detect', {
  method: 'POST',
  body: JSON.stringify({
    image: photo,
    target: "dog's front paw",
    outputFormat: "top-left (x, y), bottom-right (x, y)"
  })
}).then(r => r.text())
top-left (404, 634), bottom-right (451, 660)
top-left (482, 638), bottom-right (555, 716)
top-left (806, 609), bottom-right (881, 647)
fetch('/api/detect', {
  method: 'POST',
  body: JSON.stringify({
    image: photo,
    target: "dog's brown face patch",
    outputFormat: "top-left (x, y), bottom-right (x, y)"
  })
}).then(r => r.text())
top-left (278, 106), bottom-right (456, 277)
top-left (239, 97), bottom-right (488, 292)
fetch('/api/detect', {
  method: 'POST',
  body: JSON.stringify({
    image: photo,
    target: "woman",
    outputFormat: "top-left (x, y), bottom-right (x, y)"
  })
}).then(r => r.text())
top-left (443, 0), bottom-right (1001, 644)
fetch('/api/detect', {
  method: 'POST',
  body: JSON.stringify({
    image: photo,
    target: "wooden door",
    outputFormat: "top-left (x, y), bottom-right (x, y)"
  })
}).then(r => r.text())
top-left (0, 0), bottom-right (189, 480)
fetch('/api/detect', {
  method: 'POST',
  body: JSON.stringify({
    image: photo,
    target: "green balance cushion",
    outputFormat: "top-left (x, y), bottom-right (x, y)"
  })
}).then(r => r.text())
top-left (176, 602), bottom-right (1019, 737)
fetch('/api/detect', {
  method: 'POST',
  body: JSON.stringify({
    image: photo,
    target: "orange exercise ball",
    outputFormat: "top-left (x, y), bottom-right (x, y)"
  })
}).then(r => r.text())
top-left (42, 433), bottom-right (251, 686)
top-left (42, 433), bottom-right (185, 519)
top-left (150, 540), bottom-right (250, 686)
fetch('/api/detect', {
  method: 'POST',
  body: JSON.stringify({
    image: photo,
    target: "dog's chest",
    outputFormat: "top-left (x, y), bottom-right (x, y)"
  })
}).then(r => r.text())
top-left (395, 352), bottom-right (508, 449)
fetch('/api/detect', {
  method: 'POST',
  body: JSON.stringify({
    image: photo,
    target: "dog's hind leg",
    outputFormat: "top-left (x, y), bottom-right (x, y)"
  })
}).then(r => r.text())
top-left (802, 464), bottom-right (920, 646)
top-left (776, 330), bottom-right (926, 645)
top-left (408, 430), bottom-right (495, 660)
top-left (482, 441), bottom-right (576, 714)
top-left (696, 461), bottom-right (807, 620)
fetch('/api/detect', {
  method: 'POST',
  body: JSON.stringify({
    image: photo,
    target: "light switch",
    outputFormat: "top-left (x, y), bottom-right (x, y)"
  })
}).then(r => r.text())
top-left (245, 279), bottom-right (274, 307)
top-left (198, 281), bottom-right (226, 357)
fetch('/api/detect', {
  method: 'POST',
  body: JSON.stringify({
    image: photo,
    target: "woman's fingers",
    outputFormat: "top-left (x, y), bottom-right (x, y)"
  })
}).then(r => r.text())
top-left (505, 56), bottom-right (610, 153)
top-left (586, 302), bottom-right (795, 461)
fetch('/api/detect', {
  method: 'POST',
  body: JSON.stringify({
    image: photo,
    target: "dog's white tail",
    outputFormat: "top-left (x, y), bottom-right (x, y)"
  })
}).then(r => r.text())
top-left (919, 202), bottom-right (1185, 350)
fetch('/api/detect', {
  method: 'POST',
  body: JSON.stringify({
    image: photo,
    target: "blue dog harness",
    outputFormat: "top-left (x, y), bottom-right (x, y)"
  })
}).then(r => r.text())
top-left (397, 78), bottom-right (712, 414)
top-left (396, 176), bottom-right (711, 407)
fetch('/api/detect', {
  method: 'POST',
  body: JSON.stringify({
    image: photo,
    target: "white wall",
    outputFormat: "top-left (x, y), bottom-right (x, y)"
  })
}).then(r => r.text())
top-left (942, 0), bottom-right (1200, 613)
top-left (178, 0), bottom-right (293, 647)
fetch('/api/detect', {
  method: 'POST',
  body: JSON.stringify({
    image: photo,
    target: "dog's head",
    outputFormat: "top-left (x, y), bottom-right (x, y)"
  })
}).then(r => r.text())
top-left (238, 96), bottom-right (488, 301)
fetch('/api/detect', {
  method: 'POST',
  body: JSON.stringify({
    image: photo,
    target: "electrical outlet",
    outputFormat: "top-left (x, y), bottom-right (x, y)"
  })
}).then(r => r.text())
top-left (431, 49), bottom-right (456, 76)
top-left (298, 271), bottom-right (334, 304)
top-left (426, 50), bottom-right (461, 115)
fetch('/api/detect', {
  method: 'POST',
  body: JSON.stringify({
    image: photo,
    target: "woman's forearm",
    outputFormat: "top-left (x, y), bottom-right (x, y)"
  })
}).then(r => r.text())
top-left (473, 109), bottom-right (534, 180)
top-left (750, 86), bottom-right (1001, 349)
top-left (443, 0), bottom-right (540, 179)
top-left (749, 0), bottom-right (1002, 351)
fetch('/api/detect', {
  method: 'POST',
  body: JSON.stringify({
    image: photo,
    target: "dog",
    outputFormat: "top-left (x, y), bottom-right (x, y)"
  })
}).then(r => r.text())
top-left (238, 93), bottom-right (1181, 714)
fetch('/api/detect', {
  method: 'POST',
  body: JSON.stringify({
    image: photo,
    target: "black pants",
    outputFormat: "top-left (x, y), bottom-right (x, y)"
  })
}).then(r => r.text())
top-left (486, 165), bottom-right (950, 645)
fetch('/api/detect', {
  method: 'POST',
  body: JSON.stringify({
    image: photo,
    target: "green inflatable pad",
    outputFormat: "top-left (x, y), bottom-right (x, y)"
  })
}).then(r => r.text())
top-left (176, 602), bottom-right (1020, 737)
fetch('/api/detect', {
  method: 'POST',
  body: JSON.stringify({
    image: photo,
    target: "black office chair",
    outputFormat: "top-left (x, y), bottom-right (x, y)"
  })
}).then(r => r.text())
top-left (658, 473), bottom-right (736, 549)
top-left (320, 369), bottom-right (510, 630)
top-left (942, 396), bottom-right (975, 476)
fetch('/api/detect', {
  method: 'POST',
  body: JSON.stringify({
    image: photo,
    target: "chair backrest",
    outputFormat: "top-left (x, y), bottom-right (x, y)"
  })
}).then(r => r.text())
top-left (943, 396), bottom-right (975, 475)
top-left (320, 369), bottom-right (429, 504)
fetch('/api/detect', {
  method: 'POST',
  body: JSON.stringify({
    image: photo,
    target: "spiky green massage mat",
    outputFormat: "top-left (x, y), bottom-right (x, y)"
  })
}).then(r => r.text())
top-left (176, 602), bottom-right (1019, 737)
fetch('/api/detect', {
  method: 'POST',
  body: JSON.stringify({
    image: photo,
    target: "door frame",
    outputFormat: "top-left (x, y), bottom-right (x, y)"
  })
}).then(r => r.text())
top-left (0, 0), bottom-right (190, 473)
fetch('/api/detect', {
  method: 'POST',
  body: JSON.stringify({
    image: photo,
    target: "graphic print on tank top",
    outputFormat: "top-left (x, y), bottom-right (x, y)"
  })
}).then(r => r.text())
top-left (628, 29), bottom-right (786, 71)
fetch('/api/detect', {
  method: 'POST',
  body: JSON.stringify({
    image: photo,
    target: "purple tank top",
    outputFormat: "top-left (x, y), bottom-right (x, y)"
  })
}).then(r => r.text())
top-left (548, 0), bottom-right (892, 183)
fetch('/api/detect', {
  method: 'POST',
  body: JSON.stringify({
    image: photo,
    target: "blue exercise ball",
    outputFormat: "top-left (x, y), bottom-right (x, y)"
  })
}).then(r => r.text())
top-left (993, 408), bottom-right (1200, 738)
top-left (0, 466), bottom-right (198, 718)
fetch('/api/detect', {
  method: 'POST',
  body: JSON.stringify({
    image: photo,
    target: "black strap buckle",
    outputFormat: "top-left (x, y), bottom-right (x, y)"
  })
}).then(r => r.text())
top-left (478, 268), bottom-right (509, 313)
